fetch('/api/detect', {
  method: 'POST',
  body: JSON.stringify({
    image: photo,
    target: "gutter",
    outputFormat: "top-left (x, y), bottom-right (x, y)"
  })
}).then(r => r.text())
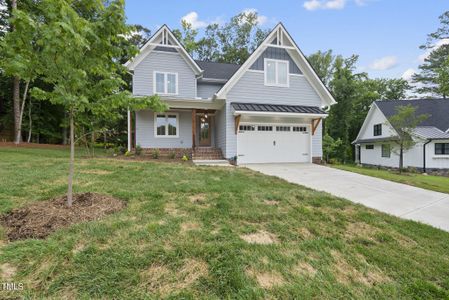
top-left (423, 139), bottom-right (432, 173)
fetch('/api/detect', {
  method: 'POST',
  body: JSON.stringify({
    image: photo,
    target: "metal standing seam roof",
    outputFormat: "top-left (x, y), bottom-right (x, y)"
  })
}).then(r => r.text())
top-left (375, 99), bottom-right (449, 132)
top-left (413, 126), bottom-right (449, 140)
top-left (195, 60), bottom-right (241, 80)
top-left (231, 102), bottom-right (327, 114)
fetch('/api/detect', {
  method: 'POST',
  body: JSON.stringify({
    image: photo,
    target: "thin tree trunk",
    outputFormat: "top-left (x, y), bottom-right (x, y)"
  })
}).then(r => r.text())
top-left (399, 145), bottom-right (404, 174)
top-left (16, 80), bottom-right (30, 144)
top-left (13, 78), bottom-right (20, 143)
top-left (11, 0), bottom-right (21, 144)
top-left (27, 99), bottom-right (32, 143)
top-left (67, 112), bottom-right (75, 207)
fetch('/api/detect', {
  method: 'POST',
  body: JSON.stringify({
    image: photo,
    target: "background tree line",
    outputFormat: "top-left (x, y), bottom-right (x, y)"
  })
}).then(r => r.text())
top-left (0, 2), bottom-right (447, 164)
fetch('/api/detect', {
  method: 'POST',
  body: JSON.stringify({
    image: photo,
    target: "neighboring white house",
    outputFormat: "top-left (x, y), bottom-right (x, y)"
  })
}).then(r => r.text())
top-left (125, 23), bottom-right (336, 164)
top-left (353, 99), bottom-right (449, 173)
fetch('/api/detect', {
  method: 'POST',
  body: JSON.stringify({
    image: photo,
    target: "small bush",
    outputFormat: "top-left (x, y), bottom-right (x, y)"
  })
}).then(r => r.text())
top-left (135, 145), bottom-right (142, 156)
top-left (181, 154), bottom-right (189, 161)
top-left (125, 150), bottom-right (132, 157)
top-left (169, 151), bottom-right (176, 159)
top-left (152, 149), bottom-right (160, 159)
top-left (118, 146), bottom-right (126, 155)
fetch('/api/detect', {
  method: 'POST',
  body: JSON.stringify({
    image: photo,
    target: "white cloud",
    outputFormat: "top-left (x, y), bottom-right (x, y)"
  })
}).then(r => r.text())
top-left (241, 8), bottom-right (268, 25)
top-left (181, 11), bottom-right (209, 29)
top-left (303, 0), bottom-right (346, 10)
top-left (401, 68), bottom-right (416, 82)
top-left (418, 38), bottom-right (449, 62)
top-left (369, 56), bottom-right (398, 71)
top-left (303, 0), bottom-right (371, 10)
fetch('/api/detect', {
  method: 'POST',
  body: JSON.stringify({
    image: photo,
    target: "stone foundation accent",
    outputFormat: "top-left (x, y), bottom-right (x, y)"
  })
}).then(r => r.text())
top-left (361, 163), bottom-right (449, 177)
top-left (312, 157), bottom-right (323, 164)
top-left (142, 148), bottom-right (192, 158)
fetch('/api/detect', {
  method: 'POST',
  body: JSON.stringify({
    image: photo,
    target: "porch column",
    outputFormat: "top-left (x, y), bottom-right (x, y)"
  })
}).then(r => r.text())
top-left (127, 109), bottom-right (131, 152)
top-left (192, 109), bottom-right (196, 148)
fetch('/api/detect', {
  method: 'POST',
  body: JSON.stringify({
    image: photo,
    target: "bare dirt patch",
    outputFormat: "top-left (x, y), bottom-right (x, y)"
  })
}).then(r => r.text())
top-left (293, 261), bottom-right (317, 277)
top-left (1, 192), bottom-right (126, 241)
top-left (247, 269), bottom-right (284, 289)
top-left (164, 203), bottom-right (185, 217)
top-left (344, 222), bottom-right (378, 241)
top-left (298, 227), bottom-right (313, 239)
top-left (0, 263), bottom-right (16, 281)
top-left (240, 230), bottom-right (279, 245)
top-left (142, 259), bottom-right (209, 296)
top-left (331, 250), bottom-right (389, 286)
top-left (263, 200), bottom-right (279, 206)
top-left (79, 169), bottom-right (112, 175)
top-left (180, 222), bottom-right (201, 233)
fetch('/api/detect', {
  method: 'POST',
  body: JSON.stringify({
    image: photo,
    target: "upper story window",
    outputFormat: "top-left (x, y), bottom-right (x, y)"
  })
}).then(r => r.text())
top-left (264, 59), bottom-right (289, 87)
top-left (435, 143), bottom-right (449, 155)
top-left (373, 124), bottom-right (382, 136)
top-left (154, 71), bottom-right (178, 95)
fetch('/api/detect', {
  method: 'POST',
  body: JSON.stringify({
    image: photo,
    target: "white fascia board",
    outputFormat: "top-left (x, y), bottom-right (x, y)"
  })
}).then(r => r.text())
top-left (125, 25), bottom-right (203, 75)
top-left (215, 23), bottom-right (336, 108)
top-left (234, 110), bottom-right (327, 118)
top-left (353, 103), bottom-right (376, 143)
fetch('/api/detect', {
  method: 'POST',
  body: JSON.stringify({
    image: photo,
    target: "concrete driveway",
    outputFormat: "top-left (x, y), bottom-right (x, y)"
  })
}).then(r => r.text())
top-left (244, 163), bottom-right (449, 232)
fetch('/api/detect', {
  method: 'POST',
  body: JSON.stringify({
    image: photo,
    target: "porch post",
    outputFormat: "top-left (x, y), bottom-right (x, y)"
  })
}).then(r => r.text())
top-left (127, 109), bottom-right (131, 152)
top-left (192, 109), bottom-right (196, 149)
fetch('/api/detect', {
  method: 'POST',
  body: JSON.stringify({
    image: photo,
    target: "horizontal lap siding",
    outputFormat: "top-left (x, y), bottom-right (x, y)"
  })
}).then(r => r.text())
top-left (133, 51), bottom-right (196, 99)
top-left (312, 122), bottom-right (322, 157)
top-left (135, 110), bottom-right (192, 148)
top-left (225, 71), bottom-right (322, 158)
top-left (197, 83), bottom-right (223, 99)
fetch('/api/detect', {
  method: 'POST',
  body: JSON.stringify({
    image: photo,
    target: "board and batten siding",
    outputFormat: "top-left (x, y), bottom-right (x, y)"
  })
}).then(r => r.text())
top-left (224, 70), bottom-right (323, 158)
top-left (135, 110), bottom-right (192, 148)
top-left (132, 51), bottom-right (196, 99)
top-left (250, 47), bottom-right (302, 74)
top-left (197, 82), bottom-right (223, 99)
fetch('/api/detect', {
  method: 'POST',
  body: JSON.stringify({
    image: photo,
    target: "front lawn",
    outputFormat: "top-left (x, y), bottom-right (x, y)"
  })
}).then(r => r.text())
top-left (1, 146), bottom-right (449, 299)
top-left (332, 164), bottom-right (449, 194)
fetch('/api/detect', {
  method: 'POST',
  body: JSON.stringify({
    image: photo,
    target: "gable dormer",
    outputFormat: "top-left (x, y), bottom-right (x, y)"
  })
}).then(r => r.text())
top-left (216, 23), bottom-right (336, 108)
top-left (125, 25), bottom-right (203, 99)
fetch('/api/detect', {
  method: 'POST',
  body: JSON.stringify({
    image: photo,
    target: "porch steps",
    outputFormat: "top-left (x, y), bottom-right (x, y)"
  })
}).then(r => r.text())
top-left (193, 160), bottom-right (232, 167)
top-left (192, 147), bottom-right (224, 160)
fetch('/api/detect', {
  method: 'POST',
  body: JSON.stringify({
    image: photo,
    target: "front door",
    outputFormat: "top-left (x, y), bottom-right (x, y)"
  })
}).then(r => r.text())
top-left (199, 116), bottom-right (211, 146)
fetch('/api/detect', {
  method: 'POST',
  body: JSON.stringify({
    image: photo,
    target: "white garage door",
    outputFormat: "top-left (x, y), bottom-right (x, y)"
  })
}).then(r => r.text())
top-left (237, 123), bottom-right (310, 164)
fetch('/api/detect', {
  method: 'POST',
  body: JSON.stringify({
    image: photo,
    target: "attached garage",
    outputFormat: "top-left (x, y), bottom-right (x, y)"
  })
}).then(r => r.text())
top-left (237, 123), bottom-right (311, 164)
top-left (232, 102), bottom-right (328, 165)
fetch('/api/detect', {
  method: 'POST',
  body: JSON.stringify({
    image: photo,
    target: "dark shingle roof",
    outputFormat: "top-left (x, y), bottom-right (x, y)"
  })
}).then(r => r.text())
top-left (195, 60), bottom-right (241, 80)
top-left (376, 99), bottom-right (449, 132)
top-left (231, 103), bottom-right (327, 114)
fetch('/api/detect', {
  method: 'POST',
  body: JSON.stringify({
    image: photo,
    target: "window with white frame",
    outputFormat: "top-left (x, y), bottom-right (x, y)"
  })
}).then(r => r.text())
top-left (381, 144), bottom-right (391, 158)
top-left (276, 126), bottom-right (291, 132)
top-left (154, 72), bottom-right (178, 95)
top-left (155, 113), bottom-right (178, 137)
top-left (264, 59), bottom-right (289, 87)
top-left (239, 125), bottom-right (256, 132)
top-left (292, 126), bottom-right (307, 132)
top-left (435, 143), bottom-right (449, 155)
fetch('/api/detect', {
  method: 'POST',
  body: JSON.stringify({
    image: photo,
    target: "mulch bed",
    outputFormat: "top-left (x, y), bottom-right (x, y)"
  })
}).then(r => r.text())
top-left (1, 193), bottom-right (126, 241)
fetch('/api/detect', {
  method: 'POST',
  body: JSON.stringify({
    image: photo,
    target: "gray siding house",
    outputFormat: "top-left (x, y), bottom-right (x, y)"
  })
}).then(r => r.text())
top-left (125, 23), bottom-right (336, 164)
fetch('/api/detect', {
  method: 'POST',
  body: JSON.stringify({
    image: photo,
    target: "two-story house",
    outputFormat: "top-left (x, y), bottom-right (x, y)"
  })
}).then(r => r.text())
top-left (125, 23), bottom-right (336, 164)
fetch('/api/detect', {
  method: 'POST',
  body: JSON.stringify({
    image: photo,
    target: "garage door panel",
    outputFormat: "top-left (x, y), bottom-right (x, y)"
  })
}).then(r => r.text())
top-left (237, 124), bottom-right (310, 164)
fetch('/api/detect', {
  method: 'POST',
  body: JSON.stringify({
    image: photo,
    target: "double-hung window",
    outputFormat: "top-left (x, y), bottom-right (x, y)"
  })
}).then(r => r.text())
top-left (264, 59), bottom-right (289, 87)
top-left (154, 72), bottom-right (178, 95)
top-left (435, 143), bottom-right (449, 155)
top-left (373, 124), bottom-right (382, 136)
top-left (155, 113), bottom-right (178, 137)
top-left (381, 144), bottom-right (391, 158)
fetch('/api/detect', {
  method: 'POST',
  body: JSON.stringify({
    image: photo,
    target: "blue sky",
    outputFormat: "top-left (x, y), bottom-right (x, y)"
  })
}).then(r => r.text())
top-left (125, 0), bottom-right (448, 81)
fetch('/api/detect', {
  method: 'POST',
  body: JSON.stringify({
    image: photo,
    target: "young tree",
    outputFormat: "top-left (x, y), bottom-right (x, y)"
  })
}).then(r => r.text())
top-left (4, 0), bottom-right (165, 206)
top-left (388, 105), bottom-right (429, 172)
top-left (307, 50), bottom-right (337, 87)
top-left (173, 20), bottom-right (199, 56)
top-left (322, 134), bottom-right (342, 163)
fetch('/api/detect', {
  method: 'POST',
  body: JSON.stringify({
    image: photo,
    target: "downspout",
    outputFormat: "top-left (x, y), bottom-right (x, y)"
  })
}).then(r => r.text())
top-left (423, 139), bottom-right (432, 173)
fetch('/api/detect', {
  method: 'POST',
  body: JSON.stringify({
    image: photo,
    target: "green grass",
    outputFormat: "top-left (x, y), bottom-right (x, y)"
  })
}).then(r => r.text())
top-left (332, 164), bottom-right (449, 194)
top-left (1, 146), bottom-right (449, 299)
